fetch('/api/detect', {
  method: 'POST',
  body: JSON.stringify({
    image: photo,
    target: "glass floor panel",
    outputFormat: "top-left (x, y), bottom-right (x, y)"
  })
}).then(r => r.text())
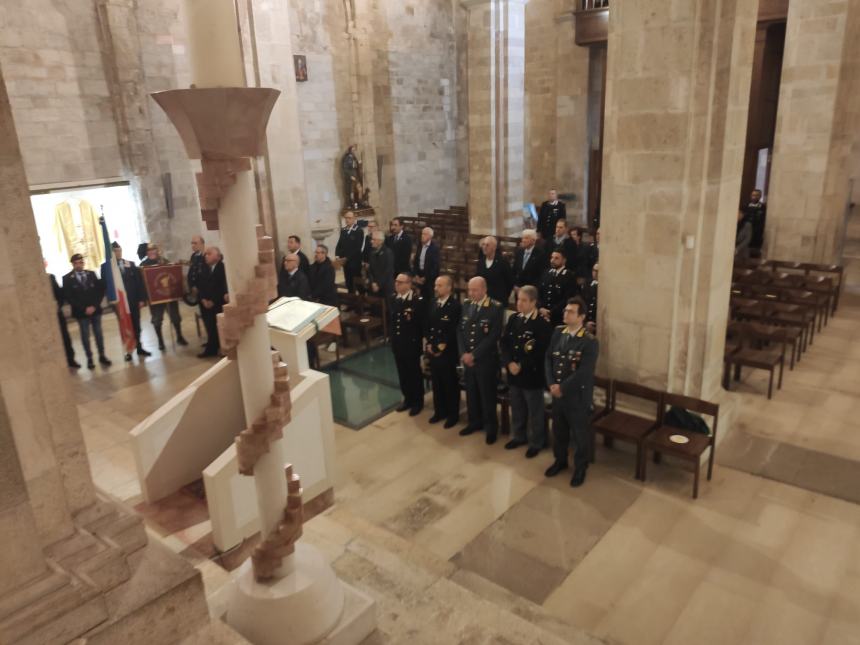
top-left (325, 368), bottom-right (403, 429)
top-left (335, 346), bottom-right (401, 388)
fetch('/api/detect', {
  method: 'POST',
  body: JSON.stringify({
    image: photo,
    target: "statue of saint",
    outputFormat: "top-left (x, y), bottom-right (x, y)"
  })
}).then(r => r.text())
top-left (341, 144), bottom-right (363, 210)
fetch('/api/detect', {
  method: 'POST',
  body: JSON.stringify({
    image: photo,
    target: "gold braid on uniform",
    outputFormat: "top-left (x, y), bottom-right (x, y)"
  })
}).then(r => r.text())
top-left (250, 464), bottom-right (304, 581)
top-left (196, 157), bottom-right (252, 230)
top-left (216, 224), bottom-right (278, 357)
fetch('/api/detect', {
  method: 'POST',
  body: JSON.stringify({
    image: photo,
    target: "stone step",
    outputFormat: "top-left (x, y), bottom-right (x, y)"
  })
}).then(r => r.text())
top-left (0, 569), bottom-right (69, 620)
top-left (178, 619), bottom-right (252, 645)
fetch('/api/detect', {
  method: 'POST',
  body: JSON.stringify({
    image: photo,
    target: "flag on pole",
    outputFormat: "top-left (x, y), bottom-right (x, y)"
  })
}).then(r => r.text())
top-left (100, 214), bottom-right (137, 354)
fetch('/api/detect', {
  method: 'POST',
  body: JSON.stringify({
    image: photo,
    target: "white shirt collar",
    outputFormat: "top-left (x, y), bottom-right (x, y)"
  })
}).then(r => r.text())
top-left (398, 290), bottom-right (413, 301)
top-left (437, 295), bottom-right (449, 307)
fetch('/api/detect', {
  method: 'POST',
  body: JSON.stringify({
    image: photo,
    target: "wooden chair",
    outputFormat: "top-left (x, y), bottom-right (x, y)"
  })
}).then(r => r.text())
top-left (642, 393), bottom-right (719, 499)
top-left (724, 322), bottom-right (786, 399)
top-left (591, 380), bottom-right (663, 479)
top-left (339, 293), bottom-right (385, 350)
top-left (589, 376), bottom-right (611, 463)
top-left (308, 331), bottom-right (341, 369)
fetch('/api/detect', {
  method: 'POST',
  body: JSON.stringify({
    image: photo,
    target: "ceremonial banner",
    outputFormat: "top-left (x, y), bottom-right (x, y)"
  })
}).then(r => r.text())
top-left (142, 264), bottom-right (184, 304)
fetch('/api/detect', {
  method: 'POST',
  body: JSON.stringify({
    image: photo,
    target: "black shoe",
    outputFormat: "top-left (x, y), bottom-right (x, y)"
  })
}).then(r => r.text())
top-left (158, 342), bottom-right (166, 351)
top-left (485, 433), bottom-right (497, 445)
top-left (409, 406), bottom-right (423, 417)
top-left (176, 336), bottom-right (189, 346)
top-left (570, 469), bottom-right (587, 488)
top-left (99, 356), bottom-right (112, 366)
top-left (395, 402), bottom-right (410, 413)
top-left (525, 447), bottom-right (540, 459)
top-left (544, 461), bottom-right (568, 478)
top-left (459, 426), bottom-right (480, 436)
top-left (443, 418), bottom-right (459, 429)
top-left (137, 346), bottom-right (152, 357)
top-left (68, 360), bottom-right (81, 369)
top-left (428, 415), bottom-right (444, 424)
top-left (124, 353), bottom-right (133, 362)
top-left (197, 351), bottom-right (218, 358)
top-left (504, 439), bottom-right (526, 451)
top-left (87, 359), bottom-right (95, 370)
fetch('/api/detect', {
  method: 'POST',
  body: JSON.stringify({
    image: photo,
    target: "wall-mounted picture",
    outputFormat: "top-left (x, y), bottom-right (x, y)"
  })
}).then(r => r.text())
top-left (294, 54), bottom-right (308, 82)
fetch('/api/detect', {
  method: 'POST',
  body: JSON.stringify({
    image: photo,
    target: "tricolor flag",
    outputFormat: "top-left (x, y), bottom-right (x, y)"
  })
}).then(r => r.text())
top-left (100, 215), bottom-right (137, 354)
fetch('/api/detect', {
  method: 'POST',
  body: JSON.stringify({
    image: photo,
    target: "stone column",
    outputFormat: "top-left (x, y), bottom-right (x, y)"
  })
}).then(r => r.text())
top-left (765, 0), bottom-right (860, 263)
top-left (599, 0), bottom-right (758, 398)
top-left (462, 0), bottom-right (528, 235)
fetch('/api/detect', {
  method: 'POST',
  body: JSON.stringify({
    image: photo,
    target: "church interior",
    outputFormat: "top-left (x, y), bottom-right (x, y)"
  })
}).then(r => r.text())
top-left (2, 0), bottom-right (860, 643)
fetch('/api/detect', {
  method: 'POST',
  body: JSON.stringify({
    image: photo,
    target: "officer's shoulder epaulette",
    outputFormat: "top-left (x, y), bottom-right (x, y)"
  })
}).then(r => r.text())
top-left (463, 298), bottom-right (472, 305)
top-left (488, 298), bottom-right (501, 308)
top-left (555, 324), bottom-right (566, 330)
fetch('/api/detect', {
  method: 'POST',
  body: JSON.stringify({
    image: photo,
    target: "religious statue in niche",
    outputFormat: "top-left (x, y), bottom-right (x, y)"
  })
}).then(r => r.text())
top-left (293, 55), bottom-right (308, 82)
top-left (341, 144), bottom-right (371, 210)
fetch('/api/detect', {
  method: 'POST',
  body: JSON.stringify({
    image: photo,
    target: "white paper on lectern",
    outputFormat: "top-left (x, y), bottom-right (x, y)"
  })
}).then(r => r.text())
top-left (267, 297), bottom-right (332, 333)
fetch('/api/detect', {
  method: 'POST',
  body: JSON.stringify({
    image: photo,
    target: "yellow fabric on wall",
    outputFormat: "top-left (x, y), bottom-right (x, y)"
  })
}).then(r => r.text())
top-left (53, 200), bottom-right (105, 271)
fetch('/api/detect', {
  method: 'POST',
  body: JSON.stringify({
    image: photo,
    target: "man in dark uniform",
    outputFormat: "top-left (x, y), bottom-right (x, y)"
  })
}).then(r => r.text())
top-left (537, 189), bottom-right (566, 242)
top-left (197, 246), bottom-right (228, 358)
top-left (141, 243), bottom-right (189, 350)
top-left (335, 211), bottom-right (366, 293)
top-left (286, 235), bottom-right (310, 274)
top-left (309, 245), bottom-right (337, 306)
top-left (187, 235), bottom-right (206, 295)
top-left (457, 276), bottom-right (504, 444)
top-left (50, 271), bottom-right (79, 368)
top-left (62, 253), bottom-right (111, 369)
top-left (513, 229), bottom-right (545, 290)
top-left (544, 296), bottom-right (599, 487)
top-left (102, 242), bottom-right (151, 362)
top-left (538, 250), bottom-right (576, 326)
top-left (587, 228), bottom-right (600, 275)
top-left (425, 274), bottom-right (462, 428)
top-left (583, 263), bottom-right (598, 326)
top-left (501, 285), bottom-right (552, 458)
top-left (744, 189), bottom-right (767, 256)
top-left (475, 236), bottom-right (514, 306)
top-left (367, 231), bottom-right (394, 299)
top-left (385, 217), bottom-right (413, 276)
top-left (390, 273), bottom-right (425, 415)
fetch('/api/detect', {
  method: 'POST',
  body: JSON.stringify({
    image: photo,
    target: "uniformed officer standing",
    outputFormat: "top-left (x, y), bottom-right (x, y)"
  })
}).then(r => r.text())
top-left (390, 273), bottom-right (425, 416)
top-left (501, 286), bottom-right (552, 458)
top-left (544, 296), bottom-right (599, 487)
top-left (457, 277), bottom-right (504, 444)
top-left (425, 275), bottom-right (462, 428)
top-left (538, 250), bottom-right (576, 326)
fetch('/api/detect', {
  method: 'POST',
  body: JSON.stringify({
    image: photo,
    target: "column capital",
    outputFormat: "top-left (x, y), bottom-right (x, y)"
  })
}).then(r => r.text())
top-left (461, 0), bottom-right (528, 10)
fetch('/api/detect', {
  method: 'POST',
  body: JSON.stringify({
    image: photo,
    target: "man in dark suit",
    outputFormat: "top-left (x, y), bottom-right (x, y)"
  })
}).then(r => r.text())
top-left (197, 246), bottom-right (228, 358)
top-left (744, 189), bottom-right (767, 256)
top-left (475, 236), bottom-right (513, 306)
top-left (187, 235), bottom-right (206, 295)
top-left (537, 189), bottom-right (566, 242)
top-left (62, 253), bottom-right (111, 369)
top-left (278, 253), bottom-right (311, 300)
top-left (390, 273), bottom-right (425, 416)
top-left (309, 244), bottom-right (338, 306)
top-left (335, 211), bottom-right (366, 293)
top-left (425, 275), bottom-right (461, 428)
top-left (367, 231), bottom-right (394, 298)
top-left (286, 235), bottom-right (310, 274)
top-left (501, 285), bottom-right (552, 458)
top-left (512, 229), bottom-right (545, 290)
top-left (538, 250), bottom-right (576, 326)
top-left (412, 227), bottom-right (440, 301)
top-left (587, 228), bottom-right (600, 273)
top-left (50, 272), bottom-right (79, 368)
top-left (549, 219), bottom-right (574, 265)
top-left (385, 217), bottom-right (413, 276)
top-left (102, 242), bottom-right (151, 362)
top-left (457, 276), bottom-right (504, 444)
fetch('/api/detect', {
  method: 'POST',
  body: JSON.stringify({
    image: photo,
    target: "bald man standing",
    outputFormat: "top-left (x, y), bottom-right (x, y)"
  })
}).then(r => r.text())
top-left (457, 277), bottom-right (504, 444)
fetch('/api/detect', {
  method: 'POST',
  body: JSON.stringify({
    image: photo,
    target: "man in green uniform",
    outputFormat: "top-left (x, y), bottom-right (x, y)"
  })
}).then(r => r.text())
top-left (544, 296), bottom-right (599, 487)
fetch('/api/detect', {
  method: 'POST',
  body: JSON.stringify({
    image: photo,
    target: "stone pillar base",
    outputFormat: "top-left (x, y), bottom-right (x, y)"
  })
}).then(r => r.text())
top-left (225, 543), bottom-right (375, 645)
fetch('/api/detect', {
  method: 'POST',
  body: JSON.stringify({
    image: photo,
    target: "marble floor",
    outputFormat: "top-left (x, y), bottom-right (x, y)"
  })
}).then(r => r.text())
top-left (69, 299), bottom-right (860, 644)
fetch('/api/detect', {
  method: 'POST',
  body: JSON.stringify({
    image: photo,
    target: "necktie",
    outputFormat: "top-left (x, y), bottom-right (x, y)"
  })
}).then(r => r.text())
top-left (77, 272), bottom-right (84, 284)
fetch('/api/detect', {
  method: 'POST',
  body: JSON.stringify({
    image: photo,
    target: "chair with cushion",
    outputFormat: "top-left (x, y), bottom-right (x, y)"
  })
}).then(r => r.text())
top-left (642, 393), bottom-right (719, 499)
top-left (591, 380), bottom-right (662, 479)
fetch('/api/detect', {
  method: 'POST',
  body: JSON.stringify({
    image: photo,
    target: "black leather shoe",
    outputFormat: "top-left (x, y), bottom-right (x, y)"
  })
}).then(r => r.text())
top-left (409, 406), bottom-right (423, 417)
top-left (68, 360), bottom-right (81, 369)
top-left (485, 434), bottom-right (497, 445)
top-left (459, 426), bottom-right (479, 436)
top-left (544, 461), bottom-right (568, 478)
top-left (87, 359), bottom-right (95, 370)
top-left (395, 402), bottom-right (410, 413)
top-left (197, 351), bottom-right (218, 358)
top-left (444, 418), bottom-right (459, 429)
top-left (525, 447), bottom-right (540, 459)
top-left (504, 439), bottom-right (526, 450)
top-left (99, 356), bottom-right (112, 366)
top-left (176, 336), bottom-right (189, 346)
top-left (124, 353), bottom-right (133, 362)
top-left (428, 415), bottom-right (443, 424)
top-left (137, 346), bottom-right (152, 357)
top-left (570, 469), bottom-right (587, 488)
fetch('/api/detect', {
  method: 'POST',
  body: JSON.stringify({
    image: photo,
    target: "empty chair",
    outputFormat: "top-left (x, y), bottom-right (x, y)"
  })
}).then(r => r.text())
top-left (725, 321), bottom-right (786, 399)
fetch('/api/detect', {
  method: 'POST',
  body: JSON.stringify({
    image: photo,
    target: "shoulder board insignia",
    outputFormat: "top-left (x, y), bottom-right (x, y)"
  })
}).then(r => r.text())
top-left (576, 328), bottom-right (586, 337)
top-left (555, 324), bottom-right (566, 330)
top-left (488, 299), bottom-right (500, 308)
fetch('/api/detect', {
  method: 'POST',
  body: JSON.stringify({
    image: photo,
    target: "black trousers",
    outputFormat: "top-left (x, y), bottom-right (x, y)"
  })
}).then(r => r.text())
top-left (464, 361), bottom-right (498, 437)
top-left (201, 307), bottom-right (220, 354)
top-left (343, 263), bottom-right (361, 294)
top-left (430, 355), bottom-right (460, 423)
top-left (57, 311), bottom-right (75, 364)
top-left (551, 398), bottom-right (591, 473)
top-left (393, 347), bottom-right (423, 408)
top-left (130, 302), bottom-right (142, 345)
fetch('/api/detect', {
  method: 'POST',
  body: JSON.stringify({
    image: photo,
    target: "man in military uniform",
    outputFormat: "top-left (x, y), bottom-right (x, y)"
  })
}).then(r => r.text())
top-left (538, 250), bottom-right (576, 326)
top-left (537, 189), bottom-right (566, 242)
top-left (102, 242), bottom-right (151, 362)
top-left (457, 276), bottom-right (504, 444)
top-left (501, 285), bottom-right (552, 458)
top-left (141, 243), bottom-right (189, 350)
top-left (187, 235), bottom-right (206, 295)
top-left (390, 273), bottom-right (425, 416)
top-left (425, 275), bottom-right (461, 428)
top-left (544, 296), bottom-right (599, 487)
